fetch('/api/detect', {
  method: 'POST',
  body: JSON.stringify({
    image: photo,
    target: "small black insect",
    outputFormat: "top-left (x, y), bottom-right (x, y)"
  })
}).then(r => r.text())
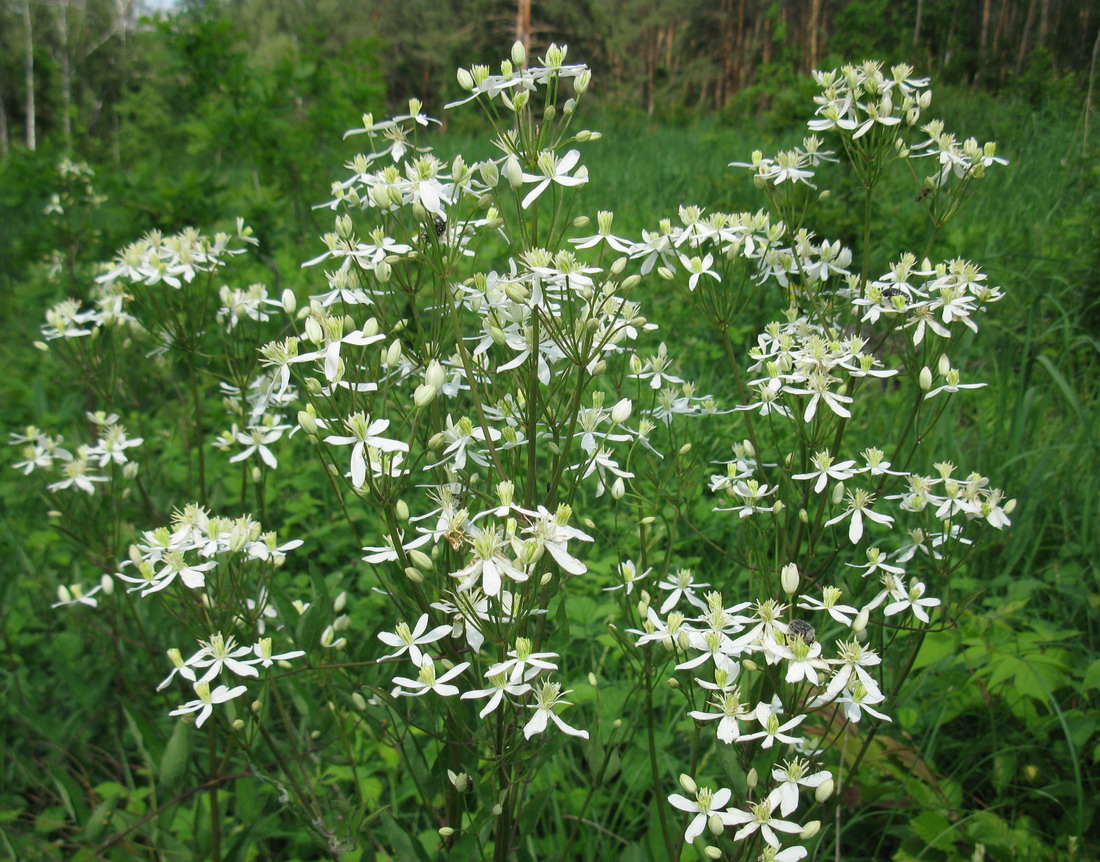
top-left (788, 619), bottom-right (816, 644)
top-left (419, 215), bottom-right (447, 245)
top-left (881, 287), bottom-right (903, 299)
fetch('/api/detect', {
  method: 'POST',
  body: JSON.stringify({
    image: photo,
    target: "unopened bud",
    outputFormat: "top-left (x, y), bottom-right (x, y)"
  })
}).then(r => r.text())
top-left (414, 383), bottom-right (438, 408)
top-left (781, 563), bottom-right (800, 595)
top-left (611, 398), bottom-right (632, 423)
top-left (457, 67), bottom-right (474, 91)
top-left (678, 774), bottom-right (697, 795)
top-left (919, 366), bottom-right (933, 390)
top-left (409, 549), bottom-right (433, 571)
top-left (298, 410), bottom-right (318, 436)
top-left (815, 777), bottom-right (835, 802)
top-left (439, 827), bottom-right (455, 838)
top-left (281, 288), bottom-right (296, 314)
top-left (801, 821), bottom-right (821, 839)
top-left (505, 156), bottom-right (524, 188)
top-left (404, 567), bottom-right (424, 583)
top-left (852, 607), bottom-right (869, 634)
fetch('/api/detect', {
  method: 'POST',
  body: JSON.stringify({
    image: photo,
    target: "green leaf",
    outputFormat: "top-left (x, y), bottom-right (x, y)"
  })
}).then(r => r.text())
top-left (381, 812), bottom-right (430, 861)
top-left (159, 720), bottom-right (191, 791)
top-left (296, 597), bottom-right (328, 651)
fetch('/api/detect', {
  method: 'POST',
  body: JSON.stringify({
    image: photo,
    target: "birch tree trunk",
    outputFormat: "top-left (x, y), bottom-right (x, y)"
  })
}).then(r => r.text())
top-left (22, 0), bottom-right (35, 151)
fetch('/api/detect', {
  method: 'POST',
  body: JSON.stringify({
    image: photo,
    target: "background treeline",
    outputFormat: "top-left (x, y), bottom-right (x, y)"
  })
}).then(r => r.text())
top-left (1, 0), bottom-right (1098, 158)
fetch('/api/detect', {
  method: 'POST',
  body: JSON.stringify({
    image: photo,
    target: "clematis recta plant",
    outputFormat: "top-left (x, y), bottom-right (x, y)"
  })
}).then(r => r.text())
top-left (16, 43), bottom-right (1013, 861)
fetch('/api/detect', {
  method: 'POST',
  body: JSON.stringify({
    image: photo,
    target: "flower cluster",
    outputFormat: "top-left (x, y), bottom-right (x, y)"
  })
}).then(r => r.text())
top-left (9, 412), bottom-right (142, 493)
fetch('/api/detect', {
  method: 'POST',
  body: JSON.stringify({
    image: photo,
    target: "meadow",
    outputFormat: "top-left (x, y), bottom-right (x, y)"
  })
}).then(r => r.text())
top-left (0, 45), bottom-right (1097, 862)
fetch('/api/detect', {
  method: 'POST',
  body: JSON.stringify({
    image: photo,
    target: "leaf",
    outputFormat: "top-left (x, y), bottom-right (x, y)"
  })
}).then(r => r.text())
top-left (159, 720), bottom-right (191, 791)
top-left (1083, 658), bottom-right (1100, 692)
top-left (381, 812), bottom-right (430, 862)
top-left (296, 598), bottom-right (328, 651)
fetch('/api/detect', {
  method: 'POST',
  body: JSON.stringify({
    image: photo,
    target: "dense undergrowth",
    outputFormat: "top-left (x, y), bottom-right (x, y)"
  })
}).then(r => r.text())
top-left (0, 54), bottom-right (1097, 862)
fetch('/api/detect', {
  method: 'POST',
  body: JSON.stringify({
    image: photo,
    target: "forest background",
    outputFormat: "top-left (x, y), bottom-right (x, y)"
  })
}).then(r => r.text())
top-left (1, 0), bottom-right (1099, 860)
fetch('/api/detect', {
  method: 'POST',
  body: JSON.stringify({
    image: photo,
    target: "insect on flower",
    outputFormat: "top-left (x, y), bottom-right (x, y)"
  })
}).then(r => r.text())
top-left (788, 619), bottom-right (816, 644)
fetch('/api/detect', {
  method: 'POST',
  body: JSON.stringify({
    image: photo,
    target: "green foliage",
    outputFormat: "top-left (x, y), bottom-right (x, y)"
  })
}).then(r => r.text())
top-left (1, 21), bottom-right (1098, 862)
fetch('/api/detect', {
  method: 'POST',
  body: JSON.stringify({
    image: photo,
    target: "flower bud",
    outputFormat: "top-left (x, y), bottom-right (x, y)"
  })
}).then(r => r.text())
top-left (281, 288), bottom-right (297, 314)
top-left (439, 826), bottom-right (455, 838)
top-left (707, 813), bottom-right (725, 836)
top-left (575, 69), bottom-right (591, 95)
top-left (511, 40), bottom-right (526, 67)
top-left (610, 476), bottom-right (626, 500)
top-left (801, 821), bottom-right (821, 839)
top-left (781, 563), bottom-right (800, 595)
top-left (386, 339), bottom-right (403, 367)
top-left (404, 567), bottom-right (424, 583)
top-left (414, 383), bottom-right (438, 408)
top-left (919, 366), bottom-right (933, 390)
top-left (657, 266), bottom-right (674, 280)
top-left (611, 398), bottom-right (632, 423)
top-left (815, 777), bottom-right (835, 802)
top-left (704, 847), bottom-right (722, 860)
top-left (457, 67), bottom-right (474, 91)
top-left (333, 591), bottom-right (347, 613)
top-left (831, 481), bottom-right (845, 505)
top-left (396, 499), bottom-right (410, 521)
top-left (678, 774), bottom-right (697, 795)
top-left (298, 410), bottom-right (318, 436)
top-left (351, 692), bottom-right (367, 711)
top-left (100, 574), bottom-right (115, 596)
top-left (409, 549), bottom-right (433, 571)
top-left (505, 155), bottom-right (523, 189)
top-left (851, 607), bottom-right (869, 634)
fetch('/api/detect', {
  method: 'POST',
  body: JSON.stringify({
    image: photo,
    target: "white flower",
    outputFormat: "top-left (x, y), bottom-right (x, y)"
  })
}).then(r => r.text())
top-left (377, 614), bottom-right (453, 665)
top-left (461, 672), bottom-right (533, 718)
top-left (770, 758), bottom-right (833, 817)
top-left (170, 681), bottom-right (248, 728)
top-left (679, 252), bottom-right (720, 290)
top-left (668, 783), bottom-right (733, 844)
top-left (824, 488), bottom-right (894, 544)
top-left (883, 578), bottom-right (940, 623)
top-left (191, 633), bottom-right (262, 684)
top-left (520, 149), bottom-right (588, 209)
top-left (391, 658), bottom-right (469, 698)
top-left (522, 681), bottom-right (589, 740)
top-left (723, 796), bottom-right (803, 848)
top-left (324, 412), bottom-right (408, 488)
top-left (792, 450), bottom-right (857, 493)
